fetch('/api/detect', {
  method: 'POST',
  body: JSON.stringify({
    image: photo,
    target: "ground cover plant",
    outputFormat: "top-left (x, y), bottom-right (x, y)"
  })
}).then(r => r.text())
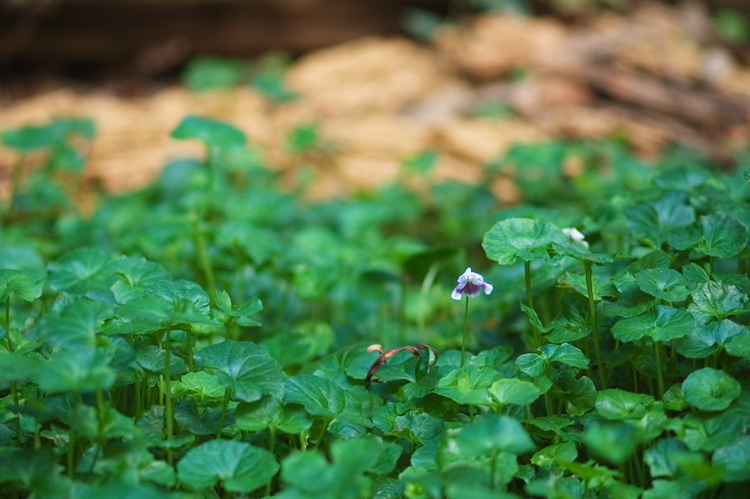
top-left (1, 113), bottom-right (750, 498)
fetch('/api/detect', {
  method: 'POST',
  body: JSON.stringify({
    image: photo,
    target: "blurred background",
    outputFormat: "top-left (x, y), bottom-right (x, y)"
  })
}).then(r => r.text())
top-left (2, 0), bottom-right (750, 199)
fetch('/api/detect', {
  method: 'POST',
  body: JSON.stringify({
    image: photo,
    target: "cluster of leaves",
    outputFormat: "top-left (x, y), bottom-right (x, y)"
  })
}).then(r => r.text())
top-left (1, 109), bottom-right (749, 498)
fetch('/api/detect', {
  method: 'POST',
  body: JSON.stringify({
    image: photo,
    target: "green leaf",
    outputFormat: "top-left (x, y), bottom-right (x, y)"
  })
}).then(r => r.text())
top-left (725, 334), bottom-right (750, 358)
top-left (107, 257), bottom-right (171, 304)
top-left (712, 435), bottom-right (750, 482)
top-left (177, 439), bottom-right (278, 492)
top-left (515, 353), bottom-right (545, 377)
top-left (554, 370), bottom-right (596, 416)
top-left (0, 269), bottom-right (43, 302)
top-left (1, 123), bottom-right (60, 151)
top-left (688, 281), bottom-right (750, 324)
top-left (584, 422), bottom-right (638, 464)
top-left (262, 321), bottom-right (333, 368)
top-left (698, 213), bottom-right (748, 258)
top-left (531, 441), bottom-right (578, 467)
top-left (612, 306), bottom-right (696, 343)
top-left (283, 374), bottom-right (361, 420)
top-left (183, 56), bottom-right (247, 91)
top-left (250, 73), bottom-right (299, 103)
top-left (174, 400), bottom-right (228, 435)
top-left (674, 320), bottom-right (747, 358)
top-left (625, 193), bottom-right (695, 248)
top-left (438, 415), bottom-right (534, 468)
top-left (489, 378), bottom-right (542, 406)
top-left (171, 115), bottom-right (247, 149)
top-left (194, 341), bottom-right (286, 402)
top-left (235, 395), bottom-right (312, 433)
top-left (644, 438), bottom-right (689, 478)
top-left (482, 218), bottom-right (566, 265)
top-left (135, 344), bottom-right (188, 376)
top-left (31, 299), bottom-right (113, 349)
top-left (540, 342), bottom-right (589, 369)
top-left (433, 365), bottom-right (504, 405)
top-left (215, 290), bottom-right (263, 327)
top-left (634, 268), bottom-right (691, 302)
top-left (682, 367), bottom-right (741, 411)
top-left (0, 352), bottom-right (42, 381)
top-left (595, 389), bottom-right (655, 420)
top-left (179, 371), bottom-right (225, 399)
top-left (47, 248), bottom-right (113, 294)
top-left (38, 348), bottom-right (116, 393)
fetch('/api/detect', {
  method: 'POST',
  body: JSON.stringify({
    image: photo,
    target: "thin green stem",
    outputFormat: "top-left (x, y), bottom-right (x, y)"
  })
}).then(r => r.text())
top-left (490, 450), bottom-right (498, 490)
top-left (95, 387), bottom-right (107, 462)
top-left (164, 327), bottom-right (174, 466)
top-left (654, 340), bottom-right (665, 400)
top-left (524, 260), bottom-right (541, 348)
top-left (6, 297), bottom-right (21, 445)
top-left (134, 369), bottom-right (142, 421)
top-left (266, 426), bottom-right (277, 496)
top-left (186, 325), bottom-right (194, 371)
top-left (192, 217), bottom-right (216, 304)
top-left (544, 363), bottom-right (554, 417)
top-left (460, 296), bottom-right (470, 367)
top-left (584, 261), bottom-right (607, 389)
top-left (67, 428), bottom-right (76, 478)
top-left (216, 388), bottom-right (231, 439)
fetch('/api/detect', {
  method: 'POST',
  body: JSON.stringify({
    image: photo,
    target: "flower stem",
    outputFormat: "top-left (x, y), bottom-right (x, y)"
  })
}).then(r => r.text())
top-left (266, 426), bottom-right (277, 496)
top-left (584, 261), bottom-right (606, 389)
top-left (460, 296), bottom-right (470, 367)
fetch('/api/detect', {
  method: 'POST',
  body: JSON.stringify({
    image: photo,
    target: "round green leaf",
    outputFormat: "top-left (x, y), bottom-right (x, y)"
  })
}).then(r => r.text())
top-left (698, 213), bottom-right (748, 258)
top-left (283, 374), bottom-right (362, 420)
top-left (712, 435), bottom-right (750, 482)
top-left (634, 268), bottom-right (691, 302)
top-left (682, 367), bottom-right (741, 411)
top-left (31, 299), bottom-right (113, 349)
top-left (489, 378), bottom-right (541, 406)
top-left (612, 306), bottom-right (695, 343)
top-left (584, 422), bottom-right (637, 464)
top-left (38, 349), bottom-right (116, 393)
top-left (595, 389), bottom-right (654, 420)
top-left (440, 414), bottom-right (535, 460)
top-left (47, 248), bottom-right (113, 294)
top-left (433, 365), bottom-right (503, 405)
top-left (688, 281), bottom-right (750, 324)
top-left (177, 440), bottom-right (278, 492)
top-left (541, 342), bottom-right (589, 369)
top-left (482, 218), bottom-right (566, 265)
top-left (194, 340), bottom-right (286, 402)
top-left (171, 115), bottom-right (246, 149)
top-left (725, 334), bottom-right (750, 359)
top-left (0, 269), bottom-right (43, 302)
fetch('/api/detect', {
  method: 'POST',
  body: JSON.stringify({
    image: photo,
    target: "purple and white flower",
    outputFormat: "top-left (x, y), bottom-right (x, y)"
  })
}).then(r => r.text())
top-left (451, 267), bottom-right (493, 300)
top-left (562, 227), bottom-right (589, 249)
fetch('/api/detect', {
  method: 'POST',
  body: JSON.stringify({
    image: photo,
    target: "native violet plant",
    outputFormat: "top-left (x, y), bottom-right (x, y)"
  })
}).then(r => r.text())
top-left (451, 267), bottom-right (493, 367)
top-left (1, 112), bottom-right (750, 499)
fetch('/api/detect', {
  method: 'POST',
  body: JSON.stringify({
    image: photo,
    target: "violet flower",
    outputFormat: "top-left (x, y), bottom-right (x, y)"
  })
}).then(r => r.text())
top-left (451, 267), bottom-right (493, 300)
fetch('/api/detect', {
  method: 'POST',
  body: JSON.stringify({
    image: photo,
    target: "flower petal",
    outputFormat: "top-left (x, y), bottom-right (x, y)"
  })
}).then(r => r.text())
top-left (451, 286), bottom-right (463, 300)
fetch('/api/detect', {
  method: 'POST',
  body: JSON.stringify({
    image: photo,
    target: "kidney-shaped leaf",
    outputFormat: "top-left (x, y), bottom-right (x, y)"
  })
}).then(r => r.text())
top-left (682, 367), bottom-right (741, 411)
top-left (698, 213), bottom-right (748, 258)
top-left (595, 389), bottom-right (655, 420)
top-left (688, 282), bottom-right (750, 324)
top-left (612, 306), bottom-right (695, 343)
top-left (177, 439), bottom-right (278, 492)
top-left (31, 299), bottom-right (113, 349)
top-left (38, 348), bottom-right (116, 393)
top-left (440, 414), bottom-right (535, 461)
top-left (634, 268), bottom-right (691, 302)
top-left (489, 378), bottom-right (541, 406)
top-left (171, 115), bottom-right (247, 149)
top-left (47, 248), bottom-right (113, 294)
top-left (283, 374), bottom-right (362, 421)
top-left (482, 218), bottom-right (566, 265)
top-left (194, 341), bottom-right (285, 402)
top-left (0, 269), bottom-right (43, 302)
